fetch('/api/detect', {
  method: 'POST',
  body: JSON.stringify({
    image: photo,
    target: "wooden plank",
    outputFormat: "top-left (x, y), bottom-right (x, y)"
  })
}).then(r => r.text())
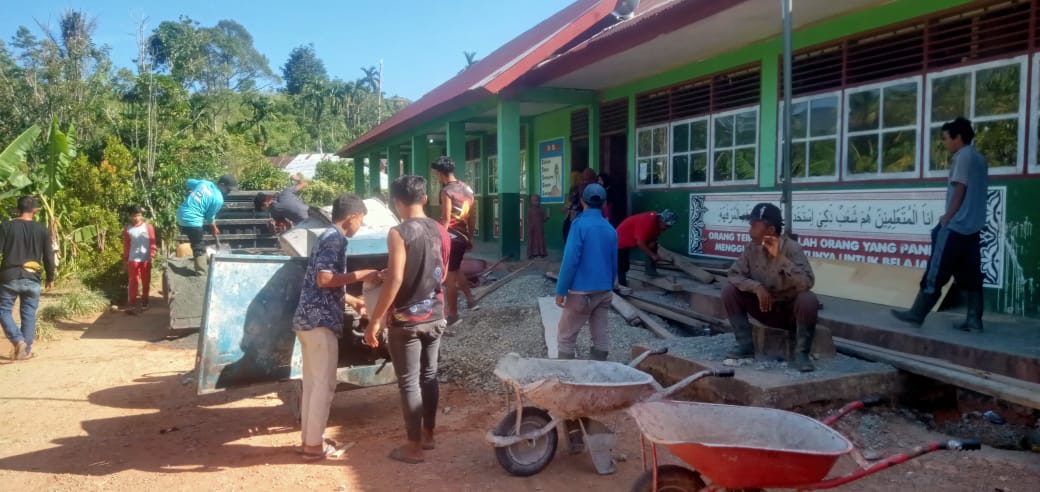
top-left (809, 258), bottom-right (949, 310)
top-left (657, 246), bottom-right (716, 284)
top-left (626, 271), bottom-right (689, 292)
top-left (835, 338), bottom-right (1040, 410)
top-left (610, 294), bottom-right (642, 325)
top-left (631, 306), bottom-right (676, 340)
top-left (472, 262), bottom-right (533, 302)
top-left (537, 297), bottom-right (562, 359)
top-left (624, 296), bottom-right (704, 328)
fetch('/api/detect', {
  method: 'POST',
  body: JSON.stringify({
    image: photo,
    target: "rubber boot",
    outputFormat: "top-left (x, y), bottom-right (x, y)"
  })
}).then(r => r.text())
top-left (956, 290), bottom-right (984, 332)
top-left (589, 348), bottom-right (609, 361)
top-left (724, 315), bottom-right (755, 359)
top-left (557, 349), bottom-right (576, 360)
top-left (193, 255), bottom-right (209, 277)
top-left (794, 322), bottom-right (816, 372)
top-left (890, 290), bottom-right (940, 326)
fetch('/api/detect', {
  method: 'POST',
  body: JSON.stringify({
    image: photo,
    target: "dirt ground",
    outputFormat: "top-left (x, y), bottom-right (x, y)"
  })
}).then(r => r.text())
top-left (1, 297), bottom-right (1038, 491)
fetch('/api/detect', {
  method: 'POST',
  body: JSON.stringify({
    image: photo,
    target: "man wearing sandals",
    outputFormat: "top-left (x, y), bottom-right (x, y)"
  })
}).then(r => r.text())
top-left (1, 196), bottom-right (55, 361)
top-left (364, 175), bottom-right (451, 464)
top-left (292, 194), bottom-right (377, 460)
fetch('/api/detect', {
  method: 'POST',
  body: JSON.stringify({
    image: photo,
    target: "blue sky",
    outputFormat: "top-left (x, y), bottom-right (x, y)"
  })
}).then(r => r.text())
top-left (1, 0), bottom-right (571, 100)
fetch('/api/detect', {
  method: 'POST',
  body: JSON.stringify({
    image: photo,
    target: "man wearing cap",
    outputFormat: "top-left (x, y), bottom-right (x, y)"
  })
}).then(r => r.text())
top-left (615, 209), bottom-right (677, 287)
top-left (723, 203), bottom-right (818, 372)
top-left (1, 196), bottom-right (55, 361)
top-left (176, 174), bottom-right (236, 275)
top-left (555, 183), bottom-right (617, 361)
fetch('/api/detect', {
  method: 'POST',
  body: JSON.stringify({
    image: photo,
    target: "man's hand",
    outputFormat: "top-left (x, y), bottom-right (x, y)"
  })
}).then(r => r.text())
top-left (754, 284), bottom-right (773, 312)
top-left (45, 281), bottom-right (54, 290)
top-left (346, 296), bottom-right (365, 314)
top-left (211, 224), bottom-right (220, 236)
top-left (363, 320), bottom-right (382, 348)
top-left (762, 236), bottom-right (781, 259)
top-left (940, 214), bottom-right (950, 226)
top-left (555, 295), bottom-right (566, 307)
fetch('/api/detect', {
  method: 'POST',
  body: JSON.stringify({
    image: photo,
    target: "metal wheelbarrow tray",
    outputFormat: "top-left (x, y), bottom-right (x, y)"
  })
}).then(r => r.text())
top-left (628, 399), bottom-right (981, 491)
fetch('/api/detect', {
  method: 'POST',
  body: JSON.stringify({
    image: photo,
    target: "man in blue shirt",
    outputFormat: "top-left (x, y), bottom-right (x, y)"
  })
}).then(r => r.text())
top-left (176, 174), bottom-right (237, 275)
top-left (554, 183), bottom-right (618, 361)
top-left (892, 117), bottom-right (989, 332)
top-left (292, 194), bottom-right (377, 460)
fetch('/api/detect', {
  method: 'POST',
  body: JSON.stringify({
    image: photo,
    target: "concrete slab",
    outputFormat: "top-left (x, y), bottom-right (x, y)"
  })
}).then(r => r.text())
top-left (682, 282), bottom-right (1040, 384)
top-left (632, 340), bottom-right (899, 409)
top-left (538, 296), bottom-right (562, 359)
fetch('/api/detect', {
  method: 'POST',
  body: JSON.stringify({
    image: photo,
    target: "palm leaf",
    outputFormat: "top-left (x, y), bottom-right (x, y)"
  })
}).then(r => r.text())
top-left (0, 125), bottom-right (42, 194)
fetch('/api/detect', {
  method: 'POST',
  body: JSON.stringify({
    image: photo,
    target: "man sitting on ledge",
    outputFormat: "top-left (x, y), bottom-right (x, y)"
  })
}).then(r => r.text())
top-left (723, 203), bottom-right (819, 372)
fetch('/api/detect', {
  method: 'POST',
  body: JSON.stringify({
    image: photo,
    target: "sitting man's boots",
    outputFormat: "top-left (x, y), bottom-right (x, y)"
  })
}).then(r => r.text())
top-left (557, 349), bottom-right (576, 360)
top-left (794, 322), bottom-right (816, 372)
top-left (193, 255), bottom-right (209, 277)
top-left (724, 315), bottom-right (755, 359)
top-left (890, 290), bottom-right (940, 326)
top-left (956, 290), bottom-right (984, 332)
top-left (589, 348), bottom-right (609, 361)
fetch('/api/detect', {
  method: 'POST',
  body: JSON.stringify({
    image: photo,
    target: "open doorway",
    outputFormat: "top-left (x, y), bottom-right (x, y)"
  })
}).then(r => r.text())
top-left (601, 133), bottom-right (627, 226)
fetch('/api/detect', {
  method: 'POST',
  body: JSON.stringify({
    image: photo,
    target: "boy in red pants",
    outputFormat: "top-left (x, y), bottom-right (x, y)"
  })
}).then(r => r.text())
top-left (123, 206), bottom-right (156, 314)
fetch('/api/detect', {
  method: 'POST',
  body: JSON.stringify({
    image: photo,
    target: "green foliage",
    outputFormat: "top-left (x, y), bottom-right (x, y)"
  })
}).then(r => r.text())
top-left (240, 160), bottom-right (288, 190)
top-left (300, 179), bottom-right (348, 207)
top-left (39, 287), bottom-right (110, 321)
top-left (283, 44), bottom-right (327, 95)
top-left (0, 125), bottom-right (39, 199)
top-left (314, 159), bottom-right (354, 191)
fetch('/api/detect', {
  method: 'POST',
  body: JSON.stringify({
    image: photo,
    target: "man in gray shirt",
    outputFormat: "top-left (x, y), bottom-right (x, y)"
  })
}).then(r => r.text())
top-left (254, 174), bottom-right (311, 227)
top-left (892, 117), bottom-right (988, 332)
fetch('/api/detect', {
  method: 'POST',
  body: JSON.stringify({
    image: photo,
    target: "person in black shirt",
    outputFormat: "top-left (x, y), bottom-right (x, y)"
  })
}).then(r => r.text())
top-left (365, 175), bottom-right (451, 465)
top-left (1, 196), bottom-right (55, 361)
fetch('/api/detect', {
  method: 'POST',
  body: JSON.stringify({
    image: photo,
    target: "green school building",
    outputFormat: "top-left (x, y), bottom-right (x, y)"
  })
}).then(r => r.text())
top-left (338, 0), bottom-right (1040, 319)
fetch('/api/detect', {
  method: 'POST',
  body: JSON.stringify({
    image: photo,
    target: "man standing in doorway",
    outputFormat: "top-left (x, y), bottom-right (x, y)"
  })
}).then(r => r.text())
top-left (892, 117), bottom-right (989, 332)
top-left (615, 209), bottom-right (678, 286)
top-left (431, 156), bottom-right (478, 327)
top-left (176, 174), bottom-right (236, 275)
top-left (1, 196), bottom-right (55, 361)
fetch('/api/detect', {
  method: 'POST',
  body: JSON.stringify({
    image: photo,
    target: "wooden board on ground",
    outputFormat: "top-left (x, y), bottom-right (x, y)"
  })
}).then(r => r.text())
top-left (657, 246), bottom-right (716, 284)
top-left (472, 262), bottom-right (533, 302)
top-left (809, 258), bottom-right (949, 310)
top-left (537, 296), bottom-right (562, 359)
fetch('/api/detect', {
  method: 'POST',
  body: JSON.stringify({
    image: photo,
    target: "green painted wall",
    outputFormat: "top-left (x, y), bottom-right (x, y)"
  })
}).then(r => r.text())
top-left (531, 107), bottom-right (574, 252)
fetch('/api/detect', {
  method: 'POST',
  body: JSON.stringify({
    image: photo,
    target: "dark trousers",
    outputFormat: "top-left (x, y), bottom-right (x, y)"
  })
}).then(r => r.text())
top-left (921, 225), bottom-right (983, 295)
top-left (617, 243), bottom-right (657, 287)
top-left (388, 320), bottom-right (444, 442)
top-left (180, 226), bottom-right (206, 257)
top-left (721, 284), bottom-right (819, 332)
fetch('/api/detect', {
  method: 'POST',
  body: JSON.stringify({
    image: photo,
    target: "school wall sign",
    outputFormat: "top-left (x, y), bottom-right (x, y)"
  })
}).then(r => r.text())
top-left (688, 188), bottom-right (1007, 289)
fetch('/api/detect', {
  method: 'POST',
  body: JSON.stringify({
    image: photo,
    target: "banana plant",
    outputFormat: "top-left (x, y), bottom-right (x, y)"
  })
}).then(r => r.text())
top-left (0, 125), bottom-right (42, 200)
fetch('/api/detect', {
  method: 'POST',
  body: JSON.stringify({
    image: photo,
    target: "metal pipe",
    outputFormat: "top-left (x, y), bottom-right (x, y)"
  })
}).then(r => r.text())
top-left (781, 0), bottom-right (794, 238)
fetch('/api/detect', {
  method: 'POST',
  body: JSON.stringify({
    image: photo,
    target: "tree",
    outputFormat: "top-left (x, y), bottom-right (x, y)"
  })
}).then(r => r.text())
top-left (314, 159), bottom-right (353, 191)
top-left (282, 44), bottom-right (327, 95)
top-left (359, 65), bottom-right (380, 93)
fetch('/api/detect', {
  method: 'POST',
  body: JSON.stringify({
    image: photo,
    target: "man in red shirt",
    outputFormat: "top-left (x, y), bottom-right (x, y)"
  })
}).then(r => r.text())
top-left (615, 210), bottom-right (677, 287)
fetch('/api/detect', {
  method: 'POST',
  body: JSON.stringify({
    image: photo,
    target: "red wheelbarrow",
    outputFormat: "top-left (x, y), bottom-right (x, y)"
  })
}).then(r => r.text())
top-left (628, 398), bottom-right (981, 491)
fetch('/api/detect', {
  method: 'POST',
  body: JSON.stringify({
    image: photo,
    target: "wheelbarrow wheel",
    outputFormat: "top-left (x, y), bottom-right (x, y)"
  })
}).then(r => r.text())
top-left (630, 465), bottom-right (706, 492)
top-left (493, 406), bottom-right (557, 476)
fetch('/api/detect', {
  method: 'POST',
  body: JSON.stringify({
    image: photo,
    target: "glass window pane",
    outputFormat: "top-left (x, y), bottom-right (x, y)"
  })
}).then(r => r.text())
top-left (847, 134), bottom-right (879, 175)
top-left (736, 111), bottom-right (757, 146)
top-left (790, 101), bottom-right (808, 138)
top-left (653, 158), bottom-right (668, 184)
top-left (975, 64), bottom-right (1021, 116)
top-left (734, 148), bottom-right (756, 180)
top-left (789, 141), bottom-right (807, 178)
top-left (653, 127), bottom-right (668, 155)
top-left (929, 127), bottom-right (950, 172)
top-left (931, 73), bottom-right (970, 122)
top-left (881, 130), bottom-right (917, 173)
top-left (713, 151), bottom-right (733, 182)
top-left (714, 115), bottom-right (734, 148)
top-left (691, 120), bottom-right (708, 151)
top-left (637, 158), bottom-right (652, 185)
top-left (690, 153), bottom-right (708, 183)
top-left (672, 154), bottom-right (690, 184)
top-left (807, 139), bottom-right (837, 178)
top-left (637, 129), bottom-right (652, 157)
top-left (975, 118), bottom-right (1019, 168)
top-left (809, 96), bottom-right (839, 137)
top-left (848, 89), bottom-right (880, 132)
top-left (672, 124), bottom-right (690, 153)
top-left (882, 82), bottom-right (918, 128)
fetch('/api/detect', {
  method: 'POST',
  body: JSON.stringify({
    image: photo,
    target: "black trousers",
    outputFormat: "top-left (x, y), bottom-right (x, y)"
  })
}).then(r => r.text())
top-left (180, 226), bottom-right (206, 257)
top-left (920, 225), bottom-right (983, 295)
top-left (617, 243), bottom-right (657, 287)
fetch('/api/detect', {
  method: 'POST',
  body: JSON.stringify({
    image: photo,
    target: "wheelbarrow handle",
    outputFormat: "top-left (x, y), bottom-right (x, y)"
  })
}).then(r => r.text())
top-left (626, 347), bottom-right (668, 368)
top-left (796, 438), bottom-right (984, 489)
top-left (654, 367), bottom-right (731, 400)
top-left (941, 439), bottom-right (981, 451)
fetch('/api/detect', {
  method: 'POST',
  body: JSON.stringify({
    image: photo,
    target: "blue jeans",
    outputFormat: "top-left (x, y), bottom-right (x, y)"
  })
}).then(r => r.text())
top-left (0, 278), bottom-right (42, 353)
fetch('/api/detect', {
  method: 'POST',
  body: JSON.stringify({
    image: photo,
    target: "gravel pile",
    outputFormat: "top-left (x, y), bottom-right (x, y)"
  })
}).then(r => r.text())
top-left (638, 334), bottom-right (893, 380)
top-left (440, 272), bottom-right (659, 392)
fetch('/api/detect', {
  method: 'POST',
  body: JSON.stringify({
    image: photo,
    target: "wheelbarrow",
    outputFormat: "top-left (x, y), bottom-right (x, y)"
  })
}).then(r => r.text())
top-left (486, 350), bottom-right (733, 477)
top-left (627, 398), bottom-right (982, 491)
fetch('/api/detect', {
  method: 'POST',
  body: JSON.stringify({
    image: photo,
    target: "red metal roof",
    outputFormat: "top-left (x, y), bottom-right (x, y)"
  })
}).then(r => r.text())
top-left (339, 0), bottom-right (620, 155)
top-left (521, 0), bottom-right (749, 87)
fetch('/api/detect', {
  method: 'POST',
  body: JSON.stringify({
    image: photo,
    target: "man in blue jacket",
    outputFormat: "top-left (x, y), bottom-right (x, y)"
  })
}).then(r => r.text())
top-left (176, 174), bottom-right (237, 275)
top-left (554, 183), bottom-right (617, 361)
